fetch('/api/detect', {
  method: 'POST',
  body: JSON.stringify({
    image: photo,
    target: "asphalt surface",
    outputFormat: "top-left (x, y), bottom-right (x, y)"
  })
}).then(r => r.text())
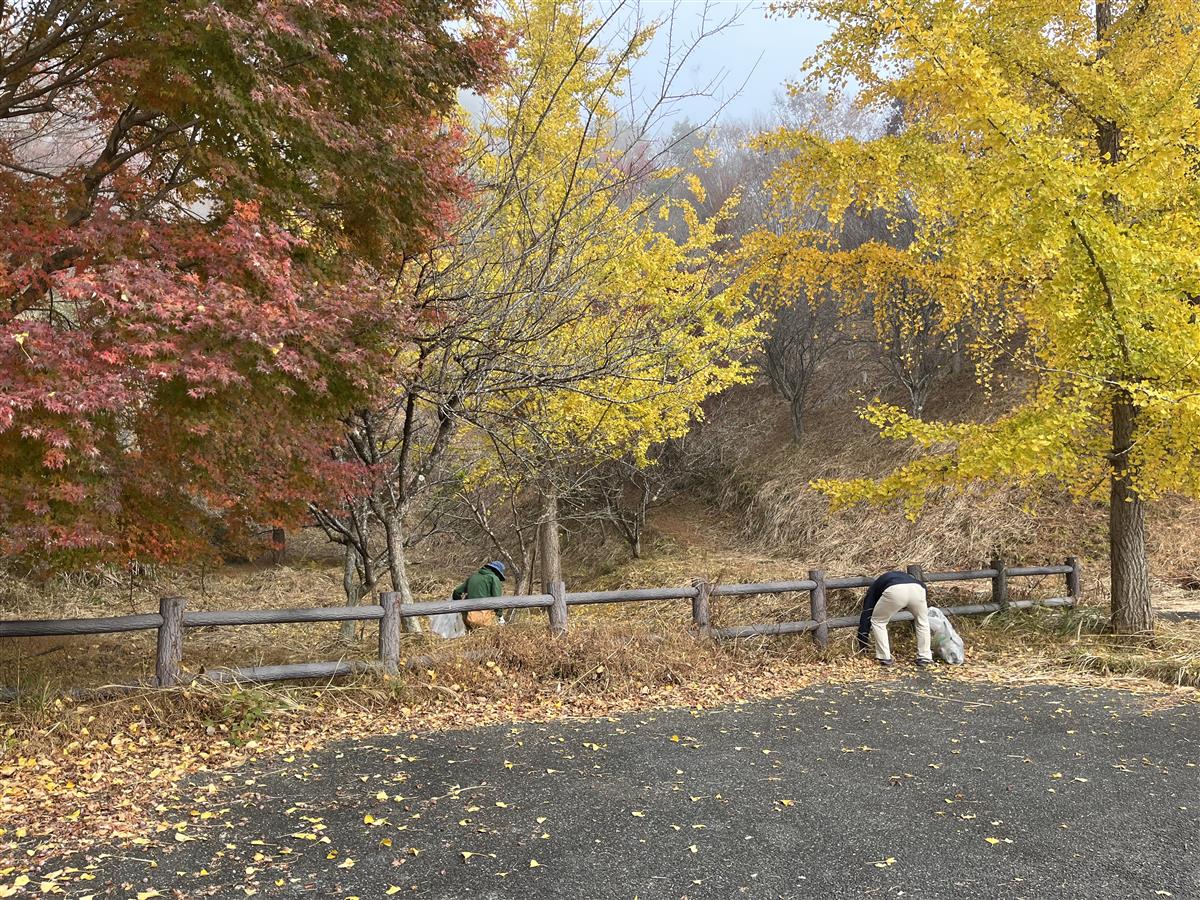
top-left (52, 677), bottom-right (1200, 898)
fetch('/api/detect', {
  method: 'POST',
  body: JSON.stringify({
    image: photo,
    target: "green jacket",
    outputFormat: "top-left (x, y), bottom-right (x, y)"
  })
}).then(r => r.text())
top-left (452, 565), bottom-right (504, 601)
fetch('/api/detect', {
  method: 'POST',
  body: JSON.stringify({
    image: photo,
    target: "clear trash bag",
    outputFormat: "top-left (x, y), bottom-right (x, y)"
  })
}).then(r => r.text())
top-left (428, 610), bottom-right (467, 639)
top-left (927, 606), bottom-right (965, 665)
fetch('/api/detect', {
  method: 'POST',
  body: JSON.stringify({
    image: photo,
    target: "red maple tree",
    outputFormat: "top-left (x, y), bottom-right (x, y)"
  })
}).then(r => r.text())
top-left (0, 0), bottom-right (502, 565)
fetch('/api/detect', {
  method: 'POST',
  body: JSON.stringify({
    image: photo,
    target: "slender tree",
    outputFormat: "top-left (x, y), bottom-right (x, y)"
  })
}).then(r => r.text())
top-left (317, 0), bottom-right (757, 604)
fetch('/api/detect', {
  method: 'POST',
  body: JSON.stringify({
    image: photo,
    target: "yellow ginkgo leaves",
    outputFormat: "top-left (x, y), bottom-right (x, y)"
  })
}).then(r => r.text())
top-left (766, 0), bottom-right (1200, 629)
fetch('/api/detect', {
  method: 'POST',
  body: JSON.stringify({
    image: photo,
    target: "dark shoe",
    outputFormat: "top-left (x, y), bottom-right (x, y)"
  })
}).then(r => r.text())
top-left (878, 658), bottom-right (894, 668)
top-left (915, 658), bottom-right (934, 667)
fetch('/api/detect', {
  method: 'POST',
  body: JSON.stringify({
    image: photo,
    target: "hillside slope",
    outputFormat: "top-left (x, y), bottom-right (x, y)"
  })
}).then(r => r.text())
top-left (632, 380), bottom-right (1200, 614)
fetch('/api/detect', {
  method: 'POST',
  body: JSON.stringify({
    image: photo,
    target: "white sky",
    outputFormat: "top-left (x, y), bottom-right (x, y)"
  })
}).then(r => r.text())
top-left (631, 1), bottom-right (832, 125)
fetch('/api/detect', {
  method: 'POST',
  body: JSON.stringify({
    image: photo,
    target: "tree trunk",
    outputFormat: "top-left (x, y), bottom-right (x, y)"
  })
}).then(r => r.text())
top-left (383, 509), bottom-right (422, 634)
top-left (340, 544), bottom-right (364, 643)
top-left (505, 539), bottom-right (537, 623)
top-left (539, 487), bottom-right (562, 593)
top-left (789, 393), bottom-right (806, 442)
top-left (1109, 392), bottom-right (1152, 633)
top-left (518, 541), bottom-right (537, 596)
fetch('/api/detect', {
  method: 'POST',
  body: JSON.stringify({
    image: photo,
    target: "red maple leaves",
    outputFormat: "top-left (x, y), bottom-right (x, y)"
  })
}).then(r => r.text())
top-left (0, 0), bottom-right (504, 566)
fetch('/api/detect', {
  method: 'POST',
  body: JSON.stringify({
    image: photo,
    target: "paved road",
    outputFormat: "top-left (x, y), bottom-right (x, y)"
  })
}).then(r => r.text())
top-left (55, 678), bottom-right (1200, 898)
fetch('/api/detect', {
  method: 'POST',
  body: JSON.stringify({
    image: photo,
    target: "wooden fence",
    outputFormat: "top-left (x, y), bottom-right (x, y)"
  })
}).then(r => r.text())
top-left (0, 558), bottom-right (1080, 691)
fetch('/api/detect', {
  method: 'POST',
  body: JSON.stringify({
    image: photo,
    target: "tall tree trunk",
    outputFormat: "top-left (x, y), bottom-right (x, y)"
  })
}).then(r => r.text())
top-left (383, 509), bottom-right (422, 634)
top-left (1093, 0), bottom-right (1149, 632)
top-left (539, 487), bottom-right (562, 592)
top-left (1110, 393), bottom-right (1152, 633)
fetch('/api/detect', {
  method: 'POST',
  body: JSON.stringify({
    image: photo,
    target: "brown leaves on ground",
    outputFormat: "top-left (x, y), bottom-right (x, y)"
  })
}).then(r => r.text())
top-left (2, 612), bottom-right (1197, 878)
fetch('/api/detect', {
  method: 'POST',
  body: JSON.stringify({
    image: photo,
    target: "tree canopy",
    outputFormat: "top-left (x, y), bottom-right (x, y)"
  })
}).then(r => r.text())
top-left (0, 0), bottom-right (502, 564)
top-left (761, 0), bottom-right (1200, 629)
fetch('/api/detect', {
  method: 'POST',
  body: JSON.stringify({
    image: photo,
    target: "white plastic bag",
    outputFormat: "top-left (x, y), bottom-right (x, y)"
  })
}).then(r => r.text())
top-left (927, 606), bottom-right (965, 665)
top-left (428, 611), bottom-right (466, 640)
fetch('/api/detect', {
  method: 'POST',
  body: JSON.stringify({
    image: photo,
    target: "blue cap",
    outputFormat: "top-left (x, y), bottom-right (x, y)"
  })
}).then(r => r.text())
top-left (486, 561), bottom-right (506, 580)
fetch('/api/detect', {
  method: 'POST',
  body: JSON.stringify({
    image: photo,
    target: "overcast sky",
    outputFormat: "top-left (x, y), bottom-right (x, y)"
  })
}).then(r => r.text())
top-left (631, 1), bottom-right (833, 125)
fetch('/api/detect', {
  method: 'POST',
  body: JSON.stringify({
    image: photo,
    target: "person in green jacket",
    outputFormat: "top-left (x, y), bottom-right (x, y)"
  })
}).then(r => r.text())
top-left (451, 561), bottom-right (505, 628)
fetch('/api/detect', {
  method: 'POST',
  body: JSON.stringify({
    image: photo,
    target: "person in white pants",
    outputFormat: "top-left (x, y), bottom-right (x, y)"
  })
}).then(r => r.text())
top-left (856, 571), bottom-right (934, 667)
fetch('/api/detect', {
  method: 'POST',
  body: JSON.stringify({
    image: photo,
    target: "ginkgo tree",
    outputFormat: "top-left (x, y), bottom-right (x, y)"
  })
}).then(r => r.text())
top-left (447, 0), bottom-right (757, 592)
top-left (314, 0), bottom-right (757, 606)
top-left (760, 0), bottom-right (1200, 631)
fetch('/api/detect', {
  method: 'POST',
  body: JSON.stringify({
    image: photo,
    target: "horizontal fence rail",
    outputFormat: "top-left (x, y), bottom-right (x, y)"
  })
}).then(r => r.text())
top-left (0, 558), bottom-right (1081, 693)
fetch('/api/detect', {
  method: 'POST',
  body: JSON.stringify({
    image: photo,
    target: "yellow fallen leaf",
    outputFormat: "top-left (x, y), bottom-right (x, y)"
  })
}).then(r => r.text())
top-left (529, 859), bottom-right (541, 868)
top-left (387, 888), bottom-right (402, 896)
top-left (985, 837), bottom-right (1001, 845)
top-left (631, 811), bottom-right (645, 818)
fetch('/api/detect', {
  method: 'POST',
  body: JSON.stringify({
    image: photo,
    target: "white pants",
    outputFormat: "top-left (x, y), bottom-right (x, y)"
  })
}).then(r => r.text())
top-left (871, 583), bottom-right (932, 662)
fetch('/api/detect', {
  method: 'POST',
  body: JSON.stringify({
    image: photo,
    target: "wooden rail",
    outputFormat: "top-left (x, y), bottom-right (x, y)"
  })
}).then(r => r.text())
top-left (0, 558), bottom-right (1081, 692)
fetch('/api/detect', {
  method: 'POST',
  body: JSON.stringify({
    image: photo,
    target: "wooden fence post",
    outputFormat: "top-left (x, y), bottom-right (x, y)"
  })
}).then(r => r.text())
top-left (155, 596), bottom-right (186, 687)
top-left (990, 556), bottom-right (1008, 612)
top-left (548, 581), bottom-right (568, 637)
top-left (379, 592), bottom-right (401, 676)
top-left (691, 579), bottom-right (711, 635)
top-left (1065, 557), bottom-right (1081, 605)
top-left (808, 570), bottom-right (828, 649)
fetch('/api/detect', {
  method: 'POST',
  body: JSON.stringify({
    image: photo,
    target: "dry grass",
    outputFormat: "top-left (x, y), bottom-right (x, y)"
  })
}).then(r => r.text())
top-left (5, 602), bottom-right (1196, 766)
top-left (0, 528), bottom-right (490, 693)
top-left (707, 396), bottom-right (1105, 574)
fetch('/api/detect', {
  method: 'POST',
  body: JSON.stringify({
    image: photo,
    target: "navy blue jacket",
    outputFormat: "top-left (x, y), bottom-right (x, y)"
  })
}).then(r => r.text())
top-left (856, 571), bottom-right (926, 650)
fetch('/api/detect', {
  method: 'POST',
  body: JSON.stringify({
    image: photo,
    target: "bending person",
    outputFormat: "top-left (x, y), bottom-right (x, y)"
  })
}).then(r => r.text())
top-left (452, 560), bottom-right (505, 629)
top-left (855, 570), bottom-right (933, 668)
